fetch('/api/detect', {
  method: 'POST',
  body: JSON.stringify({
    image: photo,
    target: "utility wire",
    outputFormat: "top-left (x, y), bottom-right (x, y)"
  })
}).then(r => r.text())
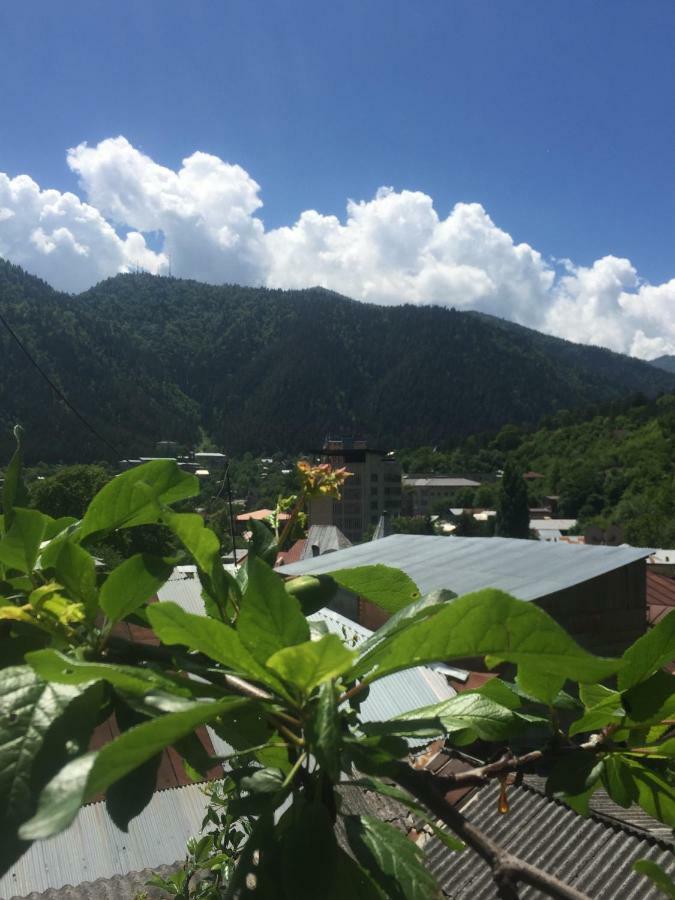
top-left (0, 307), bottom-right (121, 458)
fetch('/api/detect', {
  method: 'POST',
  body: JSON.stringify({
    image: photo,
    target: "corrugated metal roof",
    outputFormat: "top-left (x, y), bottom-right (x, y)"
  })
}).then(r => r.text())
top-left (278, 534), bottom-right (653, 602)
top-left (8, 864), bottom-right (177, 900)
top-left (426, 777), bottom-right (674, 899)
top-left (0, 784), bottom-right (210, 900)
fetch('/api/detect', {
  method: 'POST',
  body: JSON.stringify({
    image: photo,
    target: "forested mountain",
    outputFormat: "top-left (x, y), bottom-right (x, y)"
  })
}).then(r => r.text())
top-left (651, 355), bottom-right (675, 374)
top-left (1, 257), bottom-right (674, 463)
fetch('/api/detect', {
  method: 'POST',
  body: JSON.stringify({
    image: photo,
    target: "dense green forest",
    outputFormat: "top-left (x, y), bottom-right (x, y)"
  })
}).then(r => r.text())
top-left (2, 257), bottom-right (674, 463)
top-left (400, 392), bottom-right (675, 547)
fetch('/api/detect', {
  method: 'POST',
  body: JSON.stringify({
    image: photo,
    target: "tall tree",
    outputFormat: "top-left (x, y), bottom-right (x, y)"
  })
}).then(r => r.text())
top-left (496, 459), bottom-right (530, 538)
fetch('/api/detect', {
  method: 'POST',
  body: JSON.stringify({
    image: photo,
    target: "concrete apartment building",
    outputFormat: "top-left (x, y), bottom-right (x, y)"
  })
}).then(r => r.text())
top-left (308, 438), bottom-right (402, 543)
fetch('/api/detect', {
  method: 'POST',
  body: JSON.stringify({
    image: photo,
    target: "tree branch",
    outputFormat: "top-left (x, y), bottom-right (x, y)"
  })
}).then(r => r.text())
top-left (393, 764), bottom-right (592, 900)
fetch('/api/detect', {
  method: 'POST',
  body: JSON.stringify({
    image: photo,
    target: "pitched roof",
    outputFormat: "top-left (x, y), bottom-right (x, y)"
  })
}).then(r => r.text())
top-left (0, 784), bottom-right (210, 900)
top-left (236, 508), bottom-right (289, 521)
top-left (421, 751), bottom-right (674, 899)
top-left (300, 524), bottom-right (352, 559)
top-left (646, 570), bottom-right (675, 626)
top-left (278, 534), bottom-right (652, 602)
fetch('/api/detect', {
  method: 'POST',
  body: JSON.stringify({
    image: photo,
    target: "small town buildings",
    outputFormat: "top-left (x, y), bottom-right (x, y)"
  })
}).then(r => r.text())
top-left (307, 438), bottom-right (402, 543)
top-left (402, 474), bottom-right (481, 516)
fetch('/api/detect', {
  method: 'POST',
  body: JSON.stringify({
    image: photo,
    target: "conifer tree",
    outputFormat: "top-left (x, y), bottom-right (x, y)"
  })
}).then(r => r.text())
top-left (496, 458), bottom-right (530, 538)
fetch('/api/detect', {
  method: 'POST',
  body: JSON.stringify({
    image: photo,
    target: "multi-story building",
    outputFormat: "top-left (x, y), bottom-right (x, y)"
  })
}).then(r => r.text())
top-left (401, 474), bottom-right (481, 516)
top-left (308, 438), bottom-right (402, 543)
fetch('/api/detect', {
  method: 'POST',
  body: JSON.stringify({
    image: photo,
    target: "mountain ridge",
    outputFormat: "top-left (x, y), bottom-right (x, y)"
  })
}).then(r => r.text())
top-left (1, 257), bottom-right (673, 462)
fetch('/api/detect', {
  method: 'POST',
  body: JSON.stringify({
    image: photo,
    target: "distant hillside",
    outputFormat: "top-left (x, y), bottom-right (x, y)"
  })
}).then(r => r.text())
top-left (650, 355), bottom-right (675, 374)
top-left (1, 258), bottom-right (674, 462)
top-left (401, 391), bottom-right (675, 547)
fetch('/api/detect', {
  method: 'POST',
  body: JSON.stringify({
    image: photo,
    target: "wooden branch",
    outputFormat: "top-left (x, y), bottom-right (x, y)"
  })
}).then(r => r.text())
top-left (393, 764), bottom-right (592, 900)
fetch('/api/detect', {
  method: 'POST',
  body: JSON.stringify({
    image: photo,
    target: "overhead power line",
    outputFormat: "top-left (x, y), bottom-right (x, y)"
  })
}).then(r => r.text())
top-left (0, 308), bottom-right (121, 458)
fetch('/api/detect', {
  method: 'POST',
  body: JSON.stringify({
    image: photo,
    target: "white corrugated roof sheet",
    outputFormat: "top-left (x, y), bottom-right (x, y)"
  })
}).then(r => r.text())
top-left (278, 534), bottom-right (652, 602)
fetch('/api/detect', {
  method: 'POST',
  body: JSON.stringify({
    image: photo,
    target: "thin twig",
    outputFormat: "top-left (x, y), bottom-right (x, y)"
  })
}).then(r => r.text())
top-left (393, 764), bottom-right (591, 900)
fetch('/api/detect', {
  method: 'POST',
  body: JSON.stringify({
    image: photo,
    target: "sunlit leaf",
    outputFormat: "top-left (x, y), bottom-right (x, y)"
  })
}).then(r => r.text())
top-left (350, 588), bottom-right (620, 688)
top-left (0, 508), bottom-right (47, 573)
top-left (619, 610), bottom-right (675, 691)
top-left (79, 460), bottom-right (198, 540)
top-left (238, 557), bottom-right (309, 664)
top-left (266, 634), bottom-right (355, 695)
top-left (327, 565), bottom-right (421, 614)
top-left (345, 815), bottom-right (439, 900)
top-left (99, 553), bottom-right (172, 623)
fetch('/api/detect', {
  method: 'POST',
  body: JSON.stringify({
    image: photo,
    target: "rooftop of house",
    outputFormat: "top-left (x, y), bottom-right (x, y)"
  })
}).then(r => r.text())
top-left (403, 475), bottom-right (481, 488)
top-left (235, 508), bottom-right (289, 521)
top-left (278, 534), bottom-right (653, 602)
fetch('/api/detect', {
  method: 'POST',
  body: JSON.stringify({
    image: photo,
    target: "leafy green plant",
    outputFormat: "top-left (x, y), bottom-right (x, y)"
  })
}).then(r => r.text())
top-left (0, 431), bottom-right (673, 899)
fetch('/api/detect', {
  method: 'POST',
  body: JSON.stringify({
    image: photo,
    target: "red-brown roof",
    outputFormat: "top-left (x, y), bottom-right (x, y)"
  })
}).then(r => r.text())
top-left (646, 569), bottom-right (675, 626)
top-left (276, 538), bottom-right (307, 567)
top-left (236, 508), bottom-right (290, 521)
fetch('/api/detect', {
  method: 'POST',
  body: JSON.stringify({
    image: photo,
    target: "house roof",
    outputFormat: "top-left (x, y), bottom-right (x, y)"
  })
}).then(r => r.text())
top-left (421, 751), bottom-right (674, 899)
top-left (236, 508), bottom-right (289, 521)
top-left (403, 476), bottom-right (481, 488)
top-left (278, 534), bottom-right (652, 603)
top-left (300, 524), bottom-right (352, 558)
top-left (0, 784), bottom-right (210, 900)
top-left (646, 570), bottom-right (675, 627)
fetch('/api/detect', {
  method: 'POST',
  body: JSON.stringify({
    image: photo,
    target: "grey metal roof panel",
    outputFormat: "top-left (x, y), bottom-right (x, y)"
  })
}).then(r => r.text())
top-left (425, 779), bottom-right (674, 899)
top-left (8, 864), bottom-right (177, 900)
top-left (0, 785), bottom-right (210, 900)
top-left (278, 535), bottom-right (652, 602)
top-left (157, 570), bottom-right (206, 615)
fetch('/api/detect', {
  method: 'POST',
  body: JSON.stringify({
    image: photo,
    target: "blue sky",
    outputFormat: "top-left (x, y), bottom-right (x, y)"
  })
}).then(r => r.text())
top-left (1, 0), bottom-right (675, 357)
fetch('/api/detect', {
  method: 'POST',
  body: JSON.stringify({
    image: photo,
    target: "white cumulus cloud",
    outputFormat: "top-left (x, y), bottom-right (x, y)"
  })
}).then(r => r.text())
top-left (1, 136), bottom-right (675, 359)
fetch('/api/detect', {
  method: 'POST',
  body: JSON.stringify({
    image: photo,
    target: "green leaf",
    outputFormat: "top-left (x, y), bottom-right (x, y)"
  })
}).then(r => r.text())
top-left (0, 508), bottom-right (47, 573)
top-left (79, 460), bottom-right (198, 540)
top-left (348, 777), bottom-right (464, 853)
top-left (26, 649), bottom-right (193, 696)
top-left (308, 681), bottom-right (342, 780)
top-left (282, 800), bottom-right (337, 900)
top-left (1, 425), bottom-right (28, 531)
top-left (619, 610), bottom-right (675, 691)
top-left (21, 695), bottom-right (248, 838)
top-left (358, 589), bottom-right (456, 655)
top-left (51, 541), bottom-right (98, 616)
top-left (247, 519), bottom-right (278, 566)
top-left (99, 553), bottom-right (172, 623)
top-left (328, 848), bottom-right (386, 900)
top-left (266, 634), bottom-right (356, 695)
top-left (327, 565), bottom-right (421, 614)
top-left (620, 757), bottom-right (675, 826)
top-left (623, 670), bottom-right (675, 726)
top-left (547, 751), bottom-right (604, 803)
top-left (43, 516), bottom-right (78, 541)
top-left (569, 690), bottom-right (625, 737)
top-left (0, 666), bottom-right (84, 874)
top-left (285, 574), bottom-right (339, 616)
top-left (345, 815), bottom-right (439, 900)
top-left (147, 601), bottom-right (285, 691)
top-left (239, 767), bottom-right (286, 794)
top-left (344, 734), bottom-right (409, 777)
top-left (163, 510), bottom-right (240, 620)
top-left (105, 698), bottom-right (162, 831)
top-left (238, 557), bottom-right (309, 664)
top-left (368, 693), bottom-right (547, 745)
top-left (634, 860), bottom-right (675, 899)
top-left (601, 755), bottom-right (635, 808)
top-left (351, 588), bottom-right (620, 688)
